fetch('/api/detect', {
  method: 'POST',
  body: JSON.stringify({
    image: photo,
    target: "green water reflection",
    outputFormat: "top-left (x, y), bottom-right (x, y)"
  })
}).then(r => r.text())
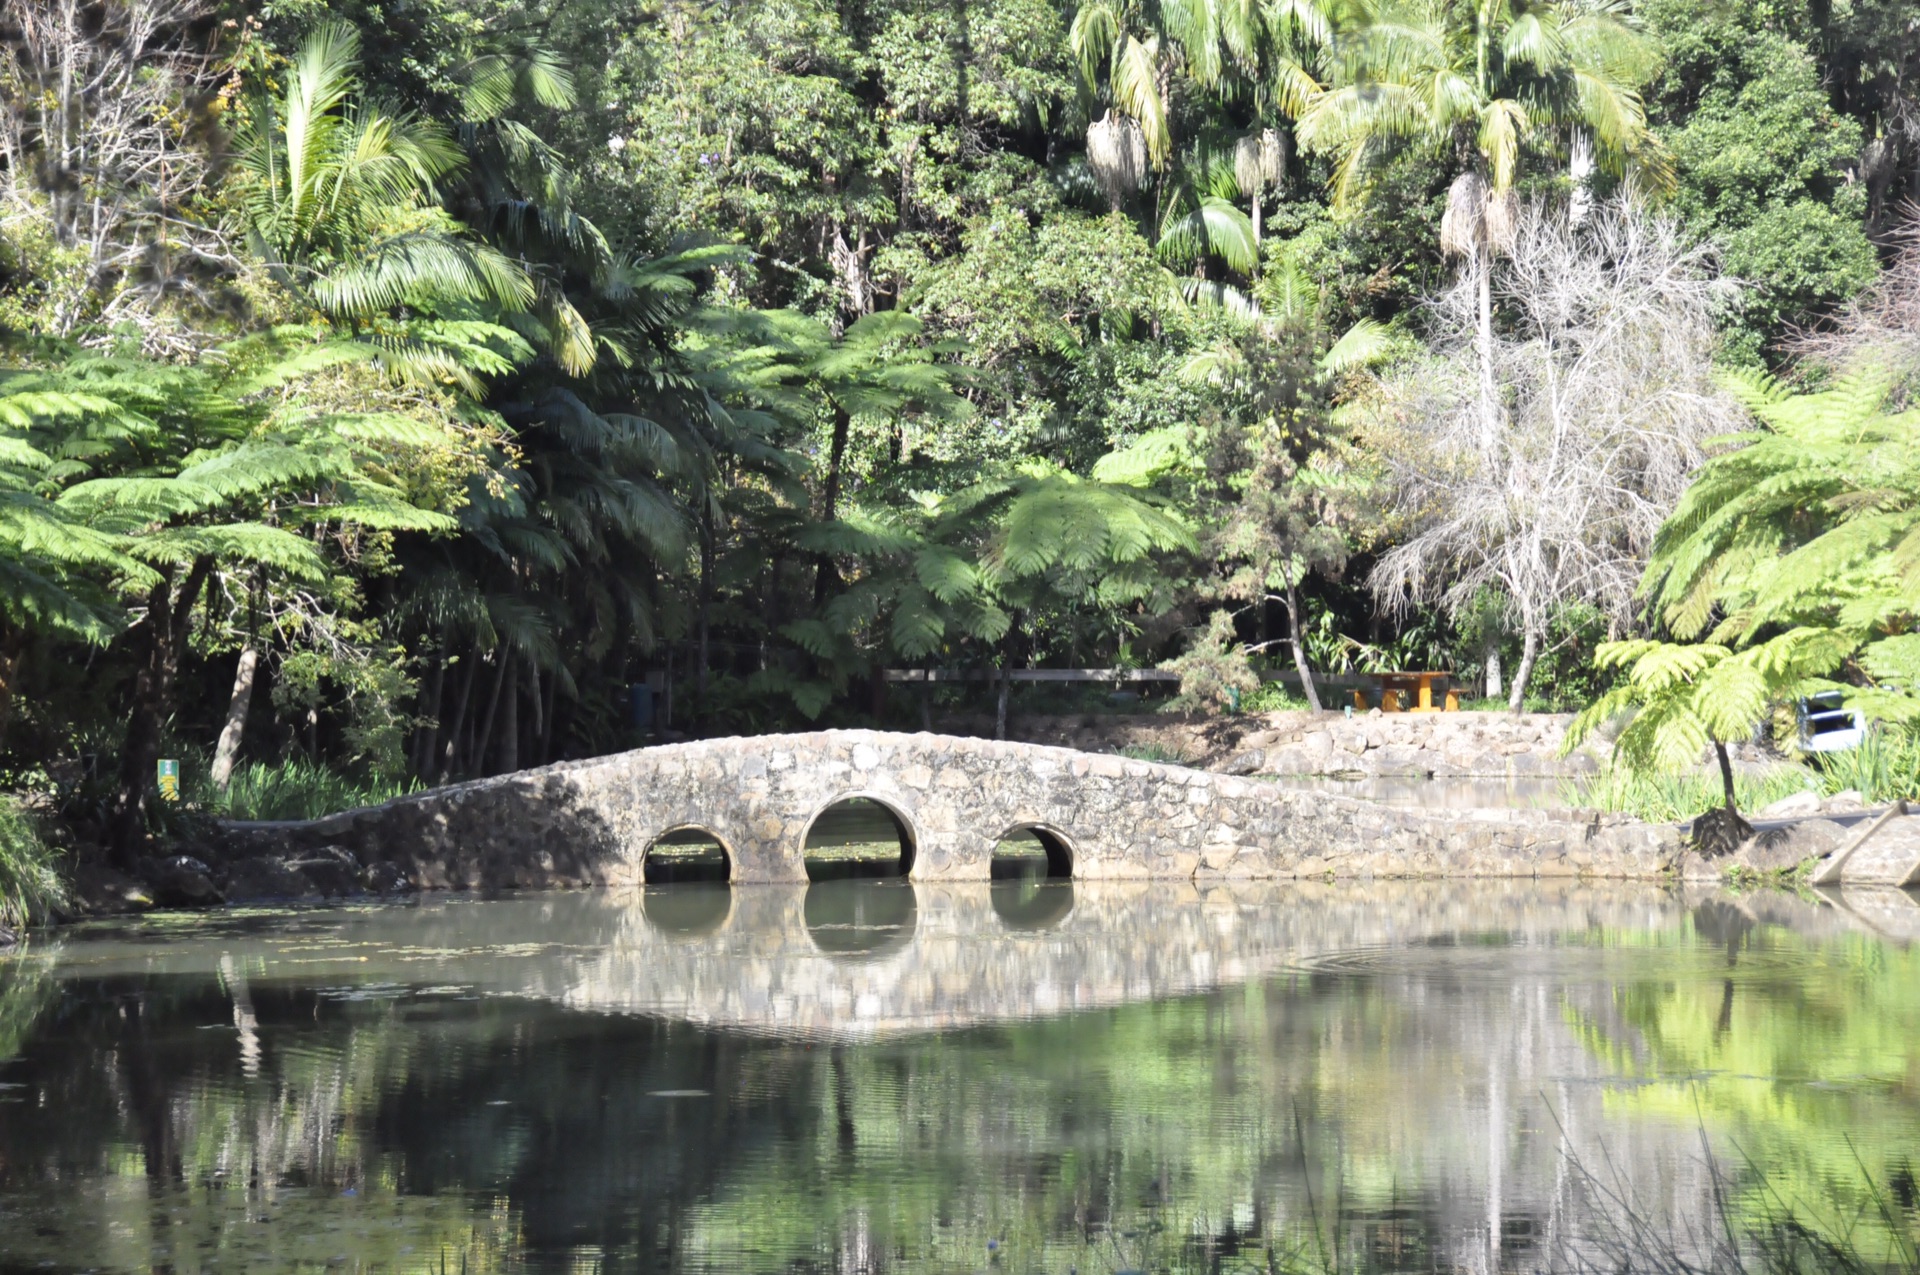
top-left (0, 881), bottom-right (1914, 1273)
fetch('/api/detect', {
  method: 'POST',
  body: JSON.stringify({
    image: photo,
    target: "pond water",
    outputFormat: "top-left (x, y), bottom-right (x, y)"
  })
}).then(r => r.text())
top-left (1, 880), bottom-right (1917, 1273)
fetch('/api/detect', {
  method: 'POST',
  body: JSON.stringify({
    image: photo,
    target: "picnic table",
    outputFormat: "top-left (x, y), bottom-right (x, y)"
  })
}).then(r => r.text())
top-left (1353, 671), bottom-right (1458, 713)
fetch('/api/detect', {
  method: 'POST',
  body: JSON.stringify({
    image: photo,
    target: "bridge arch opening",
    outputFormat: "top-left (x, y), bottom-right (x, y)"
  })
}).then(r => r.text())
top-left (642, 826), bottom-right (732, 885)
top-left (990, 825), bottom-right (1074, 880)
top-left (802, 796), bottom-right (915, 882)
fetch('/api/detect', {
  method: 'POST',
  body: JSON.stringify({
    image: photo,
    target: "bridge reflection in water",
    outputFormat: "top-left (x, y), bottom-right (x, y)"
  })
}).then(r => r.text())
top-left (38, 878), bottom-right (1918, 1041)
top-left (5, 880), bottom-right (1919, 1275)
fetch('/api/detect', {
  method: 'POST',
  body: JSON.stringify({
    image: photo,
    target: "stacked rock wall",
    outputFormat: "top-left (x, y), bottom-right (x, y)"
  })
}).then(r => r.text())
top-left (219, 730), bottom-right (1683, 890)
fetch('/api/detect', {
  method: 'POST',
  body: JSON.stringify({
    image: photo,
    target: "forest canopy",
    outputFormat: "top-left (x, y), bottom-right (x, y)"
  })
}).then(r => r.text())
top-left (3, 0), bottom-right (1919, 865)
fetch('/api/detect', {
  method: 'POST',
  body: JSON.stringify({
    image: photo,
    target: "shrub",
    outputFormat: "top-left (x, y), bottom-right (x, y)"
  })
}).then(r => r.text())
top-left (1238, 681), bottom-right (1312, 713)
top-left (0, 798), bottom-right (67, 930)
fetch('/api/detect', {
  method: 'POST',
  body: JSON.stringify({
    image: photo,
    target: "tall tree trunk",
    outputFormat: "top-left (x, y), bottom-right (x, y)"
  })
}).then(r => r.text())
top-left (1476, 243), bottom-right (1499, 456)
top-left (697, 513), bottom-right (714, 723)
top-left (1283, 582), bottom-right (1322, 712)
top-left (1568, 128), bottom-right (1595, 225)
top-left (210, 646), bottom-right (258, 791)
top-left (813, 402), bottom-right (852, 606)
top-left (1506, 627), bottom-right (1540, 712)
top-left (995, 616), bottom-right (1020, 740)
top-left (110, 556), bottom-right (213, 865)
top-left (0, 629), bottom-right (26, 753)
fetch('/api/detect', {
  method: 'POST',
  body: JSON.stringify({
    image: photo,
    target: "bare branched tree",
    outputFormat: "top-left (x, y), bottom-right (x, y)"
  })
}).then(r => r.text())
top-left (1367, 200), bottom-right (1744, 708)
top-left (0, 0), bottom-right (232, 346)
top-left (1794, 208), bottom-right (1920, 400)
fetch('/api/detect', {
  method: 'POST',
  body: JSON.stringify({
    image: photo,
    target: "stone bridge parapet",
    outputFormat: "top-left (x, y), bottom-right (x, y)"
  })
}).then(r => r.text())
top-left (221, 730), bottom-right (1684, 890)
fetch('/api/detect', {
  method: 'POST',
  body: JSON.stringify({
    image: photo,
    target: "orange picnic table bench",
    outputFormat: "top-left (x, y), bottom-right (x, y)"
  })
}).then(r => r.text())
top-left (1352, 671), bottom-right (1459, 713)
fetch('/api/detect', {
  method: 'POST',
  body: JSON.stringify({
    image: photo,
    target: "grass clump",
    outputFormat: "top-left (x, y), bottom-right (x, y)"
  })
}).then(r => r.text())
top-left (1562, 765), bottom-right (1817, 823)
top-left (0, 797), bottom-right (67, 931)
top-left (193, 760), bottom-right (422, 823)
top-left (1117, 743), bottom-right (1197, 765)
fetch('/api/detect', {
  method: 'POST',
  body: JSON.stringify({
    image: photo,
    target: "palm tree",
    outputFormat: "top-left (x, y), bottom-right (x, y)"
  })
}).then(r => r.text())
top-left (1297, 0), bottom-right (1660, 445)
top-left (227, 23), bottom-right (558, 385)
top-left (1071, 0), bottom-right (1337, 194)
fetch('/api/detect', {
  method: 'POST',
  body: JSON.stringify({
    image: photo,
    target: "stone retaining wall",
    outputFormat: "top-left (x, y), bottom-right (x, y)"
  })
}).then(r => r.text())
top-left (1008, 710), bottom-right (1607, 776)
top-left (218, 730), bottom-right (1684, 890)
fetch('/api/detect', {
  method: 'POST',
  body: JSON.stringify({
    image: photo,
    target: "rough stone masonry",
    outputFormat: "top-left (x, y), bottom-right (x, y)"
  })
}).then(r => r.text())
top-left (220, 730), bottom-right (1685, 890)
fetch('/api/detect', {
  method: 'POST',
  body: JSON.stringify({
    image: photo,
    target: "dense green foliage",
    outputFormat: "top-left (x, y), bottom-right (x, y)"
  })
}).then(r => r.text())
top-left (4, 0), bottom-right (1919, 863)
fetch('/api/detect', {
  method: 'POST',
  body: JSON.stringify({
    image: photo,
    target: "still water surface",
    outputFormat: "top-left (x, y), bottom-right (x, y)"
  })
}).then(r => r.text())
top-left (1, 880), bottom-right (1917, 1273)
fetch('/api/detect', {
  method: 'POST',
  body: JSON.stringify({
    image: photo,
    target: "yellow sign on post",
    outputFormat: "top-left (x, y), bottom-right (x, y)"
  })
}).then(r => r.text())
top-left (157, 759), bottom-right (180, 803)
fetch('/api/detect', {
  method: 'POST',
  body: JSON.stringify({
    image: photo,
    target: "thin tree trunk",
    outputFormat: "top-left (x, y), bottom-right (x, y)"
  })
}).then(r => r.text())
top-left (210, 646), bottom-right (258, 791)
top-left (813, 402), bottom-right (852, 606)
top-left (995, 665), bottom-right (1010, 741)
top-left (539, 658), bottom-right (559, 762)
top-left (525, 663), bottom-right (543, 764)
top-left (1506, 627), bottom-right (1540, 712)
top-left (496, 660), bottom-right (519, 775)
top-left (110, 556), bottom-right (213, 864)
top-left (1694, 738), bottom-right (1755, 858)
top-left (440, 651), bottom-right (480, 782)
top-left (413, 634), bottom-right (448, 779)
top-left (1715, 739), bottom-right (1739, 814)
top-left (473, 652), bottom-right (510, 777)
top-left (1284, 582), bottom-right (1322, 712)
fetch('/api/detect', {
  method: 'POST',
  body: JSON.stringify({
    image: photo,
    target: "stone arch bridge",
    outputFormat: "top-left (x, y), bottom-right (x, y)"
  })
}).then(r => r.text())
top-left (226, 731), bottom-right (1682, 889)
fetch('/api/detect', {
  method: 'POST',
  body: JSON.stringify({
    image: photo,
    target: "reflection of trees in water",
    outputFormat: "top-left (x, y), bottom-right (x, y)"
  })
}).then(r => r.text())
top-left (1566, 906), bottom-right (1920, 1262)
top-left (0, 955), bottom-right (54, 1064)
top-left (0, 891), bottom-right (1914, 1272)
